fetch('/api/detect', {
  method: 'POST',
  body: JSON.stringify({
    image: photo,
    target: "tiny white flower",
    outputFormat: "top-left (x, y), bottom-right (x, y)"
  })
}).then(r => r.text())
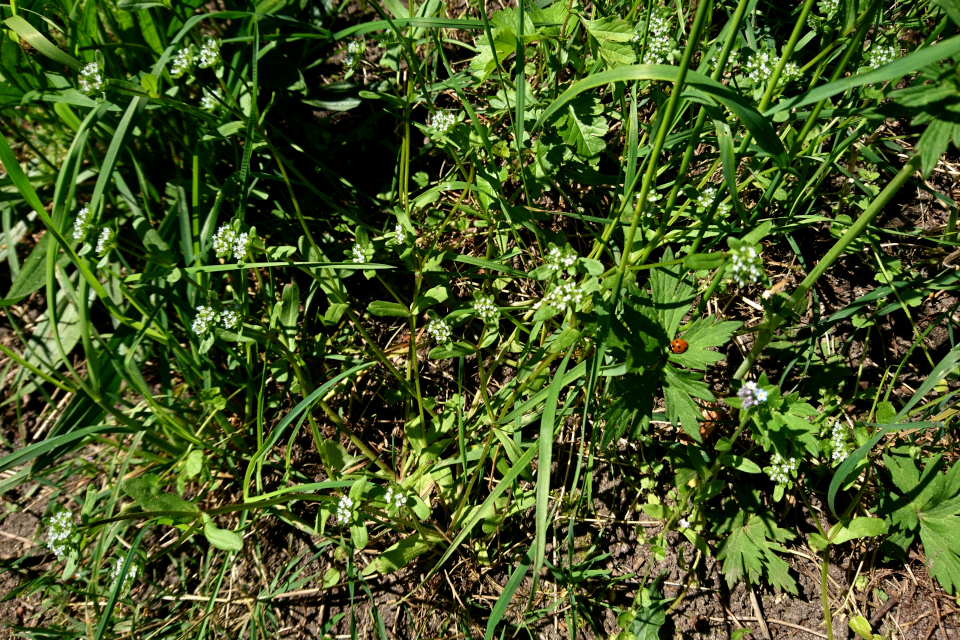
top-left (46, 510), bottom-right (76, 560)
top-left (233, 231), bottom-right (249, 261)
top-left (755, 388), bottom-right (768, 403)
top-left (767, 453), bottom-right (799, 486)
top-left (96, 227), bottom-right (114, 255)
top-left (221, 304), bottom-right (241, 330)
top-left (73, 206), bottom-right (91, 240)
top-left (866, 45), bottom-right (898, 69)
top-left (729, 244), bottom-right (764, 288)
top-left (79, 62), bottom-right (104, 94)
top-left (212, 225), bottom-right (237, 256)
top-left (335, 495), bottom-right (354, 525)
top-left (830, 421), bottom-right (848, 462)
top-left (394, 223), bottom-right (406, 245)
top-left (744, 50), bottom-right (778, 84)
top-left (472, 293), bottom-right (499, 323)
top-left (542, 279), bottom-right (583, 309)
top-left (432, 111), bottom-right (456, 136)
top-left (351, 243), bottom-right (366, 264)
top-left (634, 11), bottom-right (673, 64)
top-left (200, 89), bottom-right (221, 111)
top-left (198, 37), bottom-right (220, 69)
top-left (107, 555), bottom-right (140, 594)
top-left (384, 487), bottom-right (405, 511)
top-left (192, 305), bottom-right (218, 336)
top-left (678, 518), bottom-right (690, 529)
top-left (426, 318), bottom-right (452, 344)
top-left (170, 48), bottom-right (192, 79)
top-left (545, 246), bottom-right (578, 271)
top-left (345, 40), bottom-right (364, 67)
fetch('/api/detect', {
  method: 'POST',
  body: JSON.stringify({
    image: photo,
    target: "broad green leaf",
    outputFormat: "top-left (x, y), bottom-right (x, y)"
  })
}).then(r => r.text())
top-left (830, 517), bottom-right (888, 545)
top-left (362, 533), bottom-right (435, 576)
top-left (557, 95), bottom-right (607, 159)
top-left (122, 476), bottom-right (199, 518)
top-left (367, 300), bottom-right (409, 317)
top-left (202, 516), bottom-right (244, 552)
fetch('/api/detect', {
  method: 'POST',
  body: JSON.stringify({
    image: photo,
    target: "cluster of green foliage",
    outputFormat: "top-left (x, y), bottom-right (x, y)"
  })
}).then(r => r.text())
top-left (1, 0), bottom-right (960, 636)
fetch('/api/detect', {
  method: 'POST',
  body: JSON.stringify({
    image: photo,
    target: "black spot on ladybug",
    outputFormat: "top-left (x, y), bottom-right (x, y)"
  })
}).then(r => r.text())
top-left (670, 338), bottom-right (688, 354)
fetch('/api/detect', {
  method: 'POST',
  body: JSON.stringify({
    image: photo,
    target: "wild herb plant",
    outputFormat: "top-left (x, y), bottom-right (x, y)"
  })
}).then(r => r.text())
top-left (0, 0), bottom-right (959, 636)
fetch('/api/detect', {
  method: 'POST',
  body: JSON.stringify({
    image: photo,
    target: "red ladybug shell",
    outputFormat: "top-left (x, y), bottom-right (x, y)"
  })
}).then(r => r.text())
top-left (670, 338), bottom-right (688, 354)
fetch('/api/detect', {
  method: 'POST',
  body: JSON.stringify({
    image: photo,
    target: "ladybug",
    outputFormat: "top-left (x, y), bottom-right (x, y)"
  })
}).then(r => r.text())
top-left (670, 338), bottom-right (688, 354)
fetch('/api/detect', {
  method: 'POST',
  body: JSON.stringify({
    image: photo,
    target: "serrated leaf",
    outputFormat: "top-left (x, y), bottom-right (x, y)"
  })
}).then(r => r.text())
top-left (650, 249), bottom-right (695, 338)
top-left (123, 476), bottom-right (199, 518)
top-left (558, 96), bottom-right (607, 159)
top-left (716, 513), bottom-right (798, 594)
top-left (669, 316), bottom-right (742, 370)
top-left (600, 370), bottom-right (657, 448)
top-left (663, 367), bottom-right (714, 442)
top-left (581, 16), bottom-right (635, 42)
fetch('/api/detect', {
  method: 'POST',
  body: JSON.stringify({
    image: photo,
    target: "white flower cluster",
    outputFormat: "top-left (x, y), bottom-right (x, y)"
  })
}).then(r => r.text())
top-left (426, 318), bottom-right (452, 344)
top-left (543, 279), bottom-right (583, 309)
top-left (351, 243), bottom-right (366, 264)
top-left (729, 244), bottom-right (763, 287)
top-left (744, 50), bottom-right (778, 84)
top-left (46, 510), bottom-right (75, 560)
top-left (107, 555), bottom-right (140, 594)
top-left (335, 495), bottom-right (353, 525)
top-left (737, 380), bottom-right (768, 410)
top-left (637, 189), bottom-right (662, 219)
top-left (73, 206), bottom-right (90, 240)
top-left (79, 62), bottom-right (104, 94)
top-left (170, 48), bottom-right (192, 79)
top-left (829, 421), bottom-right (848, 462)
top-left (345, 40), bottom-right (363, 66)
top-left (200, 89), bottom-right (220, 111)
top-left (678, 518), bottom-right (690, 529)
top-left (866, 45), bottom-right (898, 69)
top-left (696, 187), bottom-right (716, 210)
top-left (768, 452), bottom-right (798, 486)
top-left (384, 486), bottom-right (405, 511)
top-left (212, 225), bottom-right (249, 261)
top-left (782, 61), bottom-right (801, 82)
top-left (472, 293), bottom-right (499, 323)
top-left (192, 305), bottom-right (218, 336)
top-left (394, 223), bottom-right (408, 245)
top-left (198, 37), bottom-right (220, 69)
top-left (96, 227), bottom-right (114, 254)
top-left (634, 11), bottom-right (672, 64)
top-left (545, 245), bottom-right (577, 271)
top-left (432, 111), bottom-right (455, 135)
top-left (221, 304), bottom-right (241, 330)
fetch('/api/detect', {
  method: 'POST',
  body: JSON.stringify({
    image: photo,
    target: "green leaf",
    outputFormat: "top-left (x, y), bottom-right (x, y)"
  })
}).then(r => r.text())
top-left (830, 517), bottom-right (888, 545)
top-left (669, 316), bottom-right (742, 370)
top-left (663, 367), bottom-right (714, 442)
top-left (278, 281), bottom-right (300, 345)
top-left (627, 587), bottom-right (666, 640)
top-left (3, 16), bottom-right (82, 71)
top-left (683, 252), bottom-right (725, 270)
top-left (367, 300), bottom-right (409, 317)
top-left (716, 512), bottom-right (798, 594)
top-left (361, 533), bottom-right (435, 576)
top-left (429, 342), bottom-right (475, 359)
top-left (122, 476), bottom-right (199, 518)
top-left (557, 95), bottom-right (608, 159)
top-left (202, 515), bottom-right (243, 552)
top-left (140, 73), bottom-right (160, 98)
